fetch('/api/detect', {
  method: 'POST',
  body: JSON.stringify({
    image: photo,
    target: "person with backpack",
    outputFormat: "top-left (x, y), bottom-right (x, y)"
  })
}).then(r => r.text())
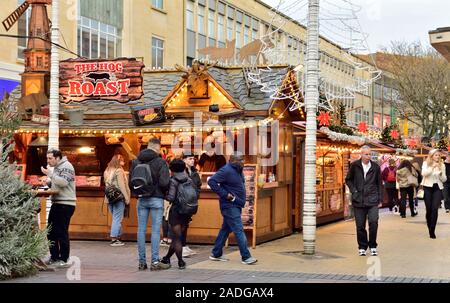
top-left (182, 154), bottom-right (202, 257)
top-left (160, 159), bottom-right (200, 269)
top-left (208, 154), bottom-right (257, 265)
top-left (396, 160), bottom-right (419, 218)
top-left (130, 138), bottom-right (171, 271)
top-left (104, 154), bottom-right (130, 247)
top-left (382, 158), bottom-right (399, 213)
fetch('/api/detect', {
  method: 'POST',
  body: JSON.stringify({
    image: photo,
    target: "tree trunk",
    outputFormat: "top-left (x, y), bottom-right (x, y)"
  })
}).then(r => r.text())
top-left (48, 0), bottom-right (60, 149)
top-left (302, 0), bottom-right (320, 255)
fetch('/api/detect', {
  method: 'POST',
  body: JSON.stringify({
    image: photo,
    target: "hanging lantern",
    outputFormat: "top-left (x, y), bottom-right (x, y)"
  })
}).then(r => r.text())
top-left (317, 111), bottom-right (331, 126)
top-left (358, 122), bottom-right (368, 133)
top-left (390, 129), bottom-right (399, 140)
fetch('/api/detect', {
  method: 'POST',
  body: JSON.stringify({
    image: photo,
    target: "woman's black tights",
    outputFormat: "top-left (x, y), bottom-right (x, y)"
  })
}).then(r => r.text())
top-left (164, 223), bottom-right (186, 263)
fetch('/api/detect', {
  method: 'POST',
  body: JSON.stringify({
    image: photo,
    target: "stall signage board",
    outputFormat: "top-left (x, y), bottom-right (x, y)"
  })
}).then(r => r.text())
top-left (131, 106), bottom-right (166, 126)
top-left (31, 114), bottom-right (49, 124)
top-left (59, 58), bottom-right (145, 103)
top-left (242, 165), bottom-right (257, 227)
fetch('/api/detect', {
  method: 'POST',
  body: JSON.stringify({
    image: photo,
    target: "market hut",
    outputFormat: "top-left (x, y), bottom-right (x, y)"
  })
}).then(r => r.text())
top-left (12, 60), bottom-right (304, 247)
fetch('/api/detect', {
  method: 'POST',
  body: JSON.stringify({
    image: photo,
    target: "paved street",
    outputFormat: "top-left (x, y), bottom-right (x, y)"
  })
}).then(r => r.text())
top-left (4, 202), bottom-right (450, 283)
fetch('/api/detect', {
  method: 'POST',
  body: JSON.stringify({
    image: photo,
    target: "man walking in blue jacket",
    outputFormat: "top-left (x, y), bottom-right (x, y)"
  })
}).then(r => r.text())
top-left (207, 154), bottom-right (257, 265)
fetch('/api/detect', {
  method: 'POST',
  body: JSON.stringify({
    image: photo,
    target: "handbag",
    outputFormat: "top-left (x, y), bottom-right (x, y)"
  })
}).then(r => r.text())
top-left (416, 187), bottom-right (424, 199)
top-left (104, 170), bottom-right (124, 204)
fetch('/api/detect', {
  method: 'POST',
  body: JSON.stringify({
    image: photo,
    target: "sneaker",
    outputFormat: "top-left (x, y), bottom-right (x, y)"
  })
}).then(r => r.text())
top-left (393, 206), bottom-right (399, 213)
top-left (182, 247), bottom-right (191, 258)
top-left (209, 255), bottom-right (230, 262)
top-left (446, 209), bottom-right (450, 213)
top-left (185, 246), bottom-right (197, 255)
top-left (110, 240), bottom-right (125, 247)
top-left (160, 239), bottom-right (170, 247)
top-left (150, 261), bottom-right (171, 271)
top-left (138, 263), bottom-right (148, 271)
top-left (178, 260), bottom-right (186, 270)
top-left (45, 258), bottom-right (59, 266)
top-left (358, 249), bottom-right (366, 256)
top-left (242, 257), bottom-right (258, 265)
top-left (370, 248), bottom-right (378, 256)
top-left (51, 260), bottom-right (70, 269)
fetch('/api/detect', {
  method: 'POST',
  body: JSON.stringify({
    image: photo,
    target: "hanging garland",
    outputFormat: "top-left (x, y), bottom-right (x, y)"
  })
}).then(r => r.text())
top-left (320, 127), bottom-right (367, 145)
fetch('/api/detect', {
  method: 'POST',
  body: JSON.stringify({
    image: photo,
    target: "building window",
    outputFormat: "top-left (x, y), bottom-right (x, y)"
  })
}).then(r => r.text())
top-left (227, 17), bottom-right (234, 41)
top-left (244, 26), bottom-right (250, 45)
top-left (186, 0), bottom-right (194, 31)
top-left (236, 22), bottom-right (242, 48)
top-left (77, 16), bottom-right (121, 59)
top-left (208, 9), bottom-right (215, 38)
top-left (218, 14), bottom-right (225, 42)
top-left (198, 5), bottom-right (205, 34)
top-left (152, 37), bottom-right (164, 68)
top-left (17, 0), bottom-right (31, 60)
top-left (355, 108), bottom-right (362, 123)
top-left (152, 0), bottom-right (163, 10)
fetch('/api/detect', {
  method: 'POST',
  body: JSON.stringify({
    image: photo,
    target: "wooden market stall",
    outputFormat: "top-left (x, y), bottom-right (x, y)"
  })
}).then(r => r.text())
top-left (12, 61), bottom-right (304, 247)
top-left (292, 123), bottom-right (363, 227)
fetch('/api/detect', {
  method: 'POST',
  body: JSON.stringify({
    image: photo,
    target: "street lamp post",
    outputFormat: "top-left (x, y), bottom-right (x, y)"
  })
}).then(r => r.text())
top-left (48, 0), bottom-right (60, 149)
top-left (302, 0), bottom-right (320, 255)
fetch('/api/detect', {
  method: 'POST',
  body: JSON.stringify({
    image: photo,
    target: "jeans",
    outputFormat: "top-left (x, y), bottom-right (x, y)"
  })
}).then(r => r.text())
top-left (212, 207), bottom-right (252, 261)
top-left (108, 200), bottom-right (125, 238)
top-left (47, 204), bottom-right (75, 262)
top-left (354, 205), bottom-right (379, 250)
top-left (424, 184), bottom-right (442, 235)
top-left (137, 197), bottom-right (164, 264)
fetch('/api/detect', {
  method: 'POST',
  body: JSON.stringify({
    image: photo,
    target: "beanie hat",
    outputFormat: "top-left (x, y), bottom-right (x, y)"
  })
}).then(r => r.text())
top-left (169, 159), bottom-right (186, 173)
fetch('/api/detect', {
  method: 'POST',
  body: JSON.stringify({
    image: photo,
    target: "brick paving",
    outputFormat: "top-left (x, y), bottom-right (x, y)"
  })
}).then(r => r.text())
top-left (3, 202), bottom-right (450, 283)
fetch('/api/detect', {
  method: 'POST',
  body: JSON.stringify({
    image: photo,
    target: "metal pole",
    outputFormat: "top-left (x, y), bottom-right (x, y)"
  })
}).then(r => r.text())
top-left (48, 0), bottom-right (60, 149)
top-left (302, 0), bottom-right (320, 255)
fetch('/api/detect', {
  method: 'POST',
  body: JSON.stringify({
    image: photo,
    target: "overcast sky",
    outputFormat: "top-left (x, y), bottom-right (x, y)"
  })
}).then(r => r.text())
top-left (261, 0), bottom-right (450, 53)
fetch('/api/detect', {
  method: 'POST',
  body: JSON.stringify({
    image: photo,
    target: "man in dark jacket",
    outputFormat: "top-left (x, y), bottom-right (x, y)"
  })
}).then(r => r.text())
top-left (208, 154), bottom-right (257, 265)
top-left (345, 145), bottom-right (383, 257)
top-left (443, 153), bottom-right (450, 213)
top-left (130, 138), bottom-right (170, 271)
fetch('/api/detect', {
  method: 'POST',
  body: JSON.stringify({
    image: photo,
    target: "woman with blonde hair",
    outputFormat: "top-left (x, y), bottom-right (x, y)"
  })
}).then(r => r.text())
top-left (422, 149), bottom-right (447, 238)
top-left (104, 154), bottom-right (131, 246)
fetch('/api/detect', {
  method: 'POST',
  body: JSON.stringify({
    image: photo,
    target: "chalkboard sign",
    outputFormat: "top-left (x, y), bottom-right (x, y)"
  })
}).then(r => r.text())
top-left (242, 165), bottom-right (257, 227)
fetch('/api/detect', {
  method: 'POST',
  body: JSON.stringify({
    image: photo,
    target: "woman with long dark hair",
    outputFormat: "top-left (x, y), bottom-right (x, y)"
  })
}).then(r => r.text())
top-left (422, 149), bottom-right (447, 238)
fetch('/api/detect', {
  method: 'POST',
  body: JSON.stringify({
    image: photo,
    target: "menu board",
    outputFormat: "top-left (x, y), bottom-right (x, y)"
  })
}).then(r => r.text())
top-left (242, 165), bottom-right (257, 226)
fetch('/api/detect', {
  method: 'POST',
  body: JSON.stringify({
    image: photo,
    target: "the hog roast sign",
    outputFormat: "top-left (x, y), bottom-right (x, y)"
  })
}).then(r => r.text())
top-left (59, 58), bottom-right (145, 103)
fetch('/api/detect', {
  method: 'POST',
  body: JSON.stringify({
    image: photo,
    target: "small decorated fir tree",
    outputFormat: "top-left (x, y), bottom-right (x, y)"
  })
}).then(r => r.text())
top-left (0, 96), bottom-right (48, 280)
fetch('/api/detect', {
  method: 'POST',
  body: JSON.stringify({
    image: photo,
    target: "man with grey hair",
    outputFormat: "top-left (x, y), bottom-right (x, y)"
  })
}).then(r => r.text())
top-left (208, 153), bottom-right (257, 265)
top-left (130, 137), bottom-right (170, 271)
top-left (345, 145), bottom-right (383, 257)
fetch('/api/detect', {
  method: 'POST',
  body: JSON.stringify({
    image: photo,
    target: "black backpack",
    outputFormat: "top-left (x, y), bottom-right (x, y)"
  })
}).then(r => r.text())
top-left (176, 179), bottom-right (199, 216)
top-left (104, 170), bottom-right (125, 204)
top-left (130, 160), bottom-right (155, 197)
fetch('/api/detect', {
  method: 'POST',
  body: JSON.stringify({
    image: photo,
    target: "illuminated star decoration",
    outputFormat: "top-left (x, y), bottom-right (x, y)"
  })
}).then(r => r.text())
top-left (390, 130), bottom-right (400, 140)
top-left (405, 138), bottom-right (418, 149)
top-left (358, 122), bottom-right (368, 133)
top-left (317, 111), bottom-right (331, 126)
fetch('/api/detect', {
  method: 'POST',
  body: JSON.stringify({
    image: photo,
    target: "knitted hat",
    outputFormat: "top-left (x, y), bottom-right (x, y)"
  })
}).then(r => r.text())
top-left (169, 159), bottom-right (186, 173)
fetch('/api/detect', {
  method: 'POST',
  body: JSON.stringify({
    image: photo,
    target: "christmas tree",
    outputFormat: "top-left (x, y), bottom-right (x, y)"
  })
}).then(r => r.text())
top-left (0, 96), bottom-right (48, 280)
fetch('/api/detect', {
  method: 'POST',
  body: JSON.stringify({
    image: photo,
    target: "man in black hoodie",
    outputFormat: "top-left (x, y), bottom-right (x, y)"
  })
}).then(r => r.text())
top-left (345, 145), bottom-right (383, 257)
top-left (130, 138), bottom-right (171, 271)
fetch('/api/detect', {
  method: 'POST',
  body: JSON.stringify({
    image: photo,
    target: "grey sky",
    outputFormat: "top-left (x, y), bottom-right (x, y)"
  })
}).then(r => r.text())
top-left (261, 0), bottom-right (450, 53)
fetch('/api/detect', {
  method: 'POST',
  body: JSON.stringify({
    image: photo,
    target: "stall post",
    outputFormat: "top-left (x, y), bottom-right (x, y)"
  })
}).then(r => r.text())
top-left (302, 0), bottom-right (320, 255)
top-left (48, 0), bottom-right (60, 149)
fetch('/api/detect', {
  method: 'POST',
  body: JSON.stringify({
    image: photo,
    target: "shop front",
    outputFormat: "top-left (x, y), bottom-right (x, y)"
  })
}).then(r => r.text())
top-left (13, 61), bottom-right (303, 247)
